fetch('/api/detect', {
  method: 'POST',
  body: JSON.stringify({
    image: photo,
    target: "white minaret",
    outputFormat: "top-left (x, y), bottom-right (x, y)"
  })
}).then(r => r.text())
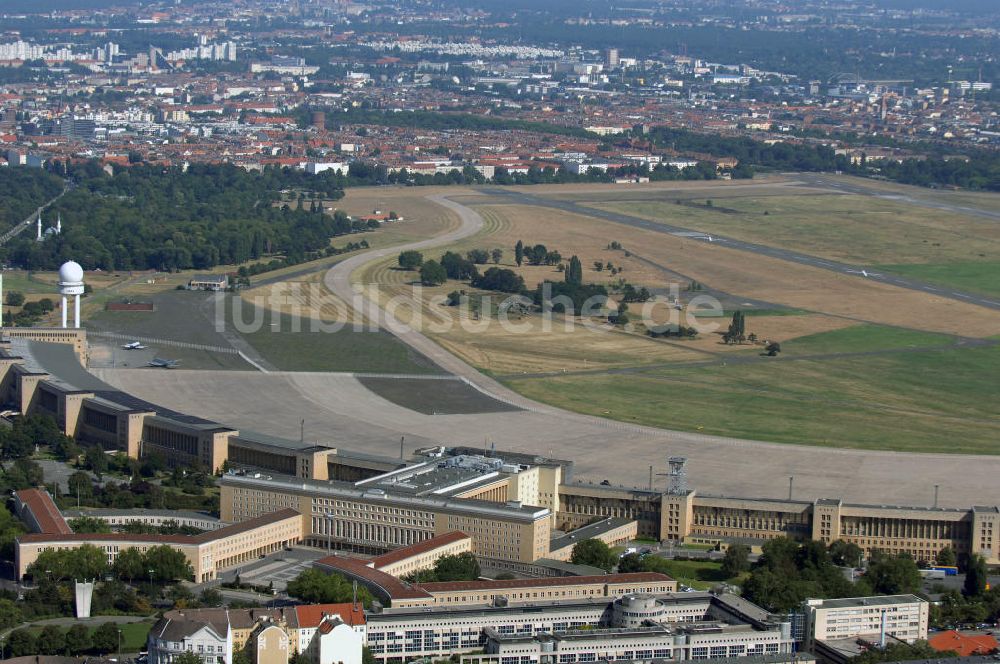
top-left (58, 261), bottom-right (84, 329)
top-left (56, 214), bottom-right (62, 234)
top-left (36, 213), bottom-right (42, 241)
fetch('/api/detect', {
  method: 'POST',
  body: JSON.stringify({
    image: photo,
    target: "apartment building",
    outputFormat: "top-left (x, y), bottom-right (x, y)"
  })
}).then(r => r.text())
top-left (801, 595), bottom-right (929, 652)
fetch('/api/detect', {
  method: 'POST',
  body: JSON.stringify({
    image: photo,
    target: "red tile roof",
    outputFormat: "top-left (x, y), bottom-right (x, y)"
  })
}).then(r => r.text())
top-left (929, 630), bottom-right (998, 657)
top-left (370, 532), bottom-right (470, 569)
top-left (295, 602), bottom-right (365, 628)
top-left (315, 555), bottom-right (431, 600)
top-left (15, 489), bottom-right (72, 535)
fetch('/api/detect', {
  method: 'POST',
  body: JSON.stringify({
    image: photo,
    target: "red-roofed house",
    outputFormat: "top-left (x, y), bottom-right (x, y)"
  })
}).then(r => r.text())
top-left (929, 630), bottom-right (998, 657)
top-left (294, 602), bottom-right (366, 659)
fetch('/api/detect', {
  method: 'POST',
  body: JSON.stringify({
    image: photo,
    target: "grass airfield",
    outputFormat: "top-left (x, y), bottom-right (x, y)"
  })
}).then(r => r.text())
top-left (81, 176), bottom-right (1000, 455)
top-left (339, 176), bottom-right (1000, 454)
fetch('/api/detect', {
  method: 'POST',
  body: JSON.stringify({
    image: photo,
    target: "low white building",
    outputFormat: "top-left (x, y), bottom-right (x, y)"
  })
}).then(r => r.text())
top-left (802, 595), bottom-right (929, 651)
top-left (305, 162), bottom-right (347, 175)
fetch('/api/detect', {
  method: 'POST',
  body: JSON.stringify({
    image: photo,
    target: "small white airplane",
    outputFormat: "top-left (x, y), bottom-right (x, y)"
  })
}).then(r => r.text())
top-left (121, 341), bottom-right (147, 350)
top-left (847, 269), bottom-right (882, 278)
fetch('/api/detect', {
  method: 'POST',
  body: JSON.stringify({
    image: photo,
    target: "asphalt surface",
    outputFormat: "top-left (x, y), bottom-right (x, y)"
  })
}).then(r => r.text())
top-left (477, 185), bottom-right (1000, 312)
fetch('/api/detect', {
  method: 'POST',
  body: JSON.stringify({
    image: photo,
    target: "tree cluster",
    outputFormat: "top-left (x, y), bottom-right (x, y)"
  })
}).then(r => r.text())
top-left (3, 162), bottom-right (350, 272)
top-left (741, 537), bottom-right (921, 612)
top-left (6, 621), bottom-right (124, 657)
top-left (0, 168), bottom-right (64, 231)
top-left (286, 568), bottom-right (373, 606)
top-left (404, 552), bottom-right (481, 583)
top-left (570, 539), bottom-right (618, 572)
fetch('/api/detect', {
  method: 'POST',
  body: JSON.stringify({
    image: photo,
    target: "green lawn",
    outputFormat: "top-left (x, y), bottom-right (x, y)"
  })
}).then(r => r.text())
top-left (783, 324), bottom-right (956, 356)
top-left (233, 299), bottom-right (442, 374)
top-left (0, 271), bottom-right (56, 294)
top-left (504, 341), bottom-right (1000, 454)
top-left (644, 558), bottom-right (744, 590)
top-left (878, 261), bottom-right (1000, 298)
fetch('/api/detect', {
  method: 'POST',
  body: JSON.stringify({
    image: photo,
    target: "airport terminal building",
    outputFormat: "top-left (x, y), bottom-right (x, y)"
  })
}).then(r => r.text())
top-left (4, 332), bottom-right (1000, 568)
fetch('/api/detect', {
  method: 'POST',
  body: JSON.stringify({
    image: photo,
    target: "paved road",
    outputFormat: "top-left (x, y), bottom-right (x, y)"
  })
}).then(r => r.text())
top-left (478, 186), bottom-right (1000, 312)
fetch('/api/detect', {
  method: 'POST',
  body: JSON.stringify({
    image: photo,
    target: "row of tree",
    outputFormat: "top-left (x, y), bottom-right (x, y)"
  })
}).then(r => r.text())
top-left (5, 621), bottom-right (124, 658)
top-left (26, 542), bottom-right (192, 583)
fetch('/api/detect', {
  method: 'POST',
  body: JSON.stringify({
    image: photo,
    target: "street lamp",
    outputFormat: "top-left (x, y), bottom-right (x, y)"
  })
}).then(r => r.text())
top-left (117, 628), bottom-right (122, 661)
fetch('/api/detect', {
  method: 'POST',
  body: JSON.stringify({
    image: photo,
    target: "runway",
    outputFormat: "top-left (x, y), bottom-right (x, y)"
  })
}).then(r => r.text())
top-left (478, 185), bottom-right (1000, 312)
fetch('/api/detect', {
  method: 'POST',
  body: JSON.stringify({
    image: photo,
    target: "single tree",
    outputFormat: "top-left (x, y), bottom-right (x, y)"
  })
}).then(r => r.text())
top-left (69, 515), bottom-right (111, 534)
top-left (113, 546), bottom-right (146, 581)
top-left (397, 250), bottom-right (423, 270)
top-left (617, 552), bottom-right (645, 573)
top-left (514, 240), bottom-right (524, 267)
top-left (964, 554), bottom-right (988, 597)
top-left (200, 587), bottom-right (224, 606)
top-left (85, 445), bottom-right (108, 478)
top-left (570, 538), bottom-right (616, 572)
top-left (7, 628), bottom-right (36, 657)
top-left (566, 255), bottom-right (583, 286)
top-left (66, 470), bottom-right (94, 501)
top-left (65, 623), bottom-right (91, 655)
top-left (38, 624), bottom-right (66, 655)
top-left (864, 552), bottom-right (922, 595)
top-left (419, 260), bottom-right (447, 286)
top-left (828, 540), bottom-right (864, 568)
top-left (936, 546), bottom-right (956, 567)
top-left (91, 622), bottom-right (120, 655)
top-left (722, 544), bottom-right (751, 577)
top-left (0, 598), bottom-right (23, 631)
top-left (491, 248), bottom-right (503, 264)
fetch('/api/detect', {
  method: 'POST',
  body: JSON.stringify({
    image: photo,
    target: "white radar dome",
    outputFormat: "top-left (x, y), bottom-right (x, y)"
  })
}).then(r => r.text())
top-left (58, 261), bottom-right (84, 284)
